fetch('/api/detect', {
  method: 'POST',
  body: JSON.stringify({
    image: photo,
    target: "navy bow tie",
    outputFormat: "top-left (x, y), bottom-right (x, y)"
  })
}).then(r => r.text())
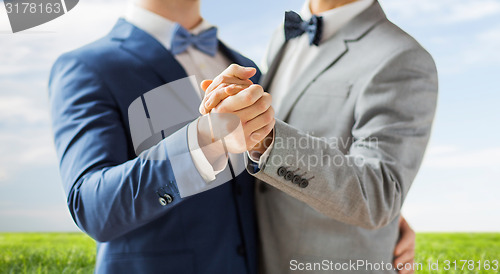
top-left (170, 24), bottom-right (218, 56)
top-left (284, 11), bottom-right (323, 46)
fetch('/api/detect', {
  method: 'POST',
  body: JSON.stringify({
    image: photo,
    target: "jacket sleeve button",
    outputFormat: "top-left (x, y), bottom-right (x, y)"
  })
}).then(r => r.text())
top-left (284, 171), bottom-right (294, 181)
top-left (164, 194), bottom-right (173, 204)
top-left (277, 166), bottom-right (287, 177)
top-left (299, 179), bottom-right (309, 188)
top-left (292, 175), bottom-right (301, 184)
top-left (159, 197), bottom-right (167, 206)
top-left (159, 194), bottom-right (173, 206)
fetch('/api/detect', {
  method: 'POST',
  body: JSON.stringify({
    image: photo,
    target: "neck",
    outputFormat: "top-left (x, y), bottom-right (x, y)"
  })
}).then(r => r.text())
top-left (309, 0), bottom-right (358, 14)
top-left (137, 0), bottom-right (202, 30)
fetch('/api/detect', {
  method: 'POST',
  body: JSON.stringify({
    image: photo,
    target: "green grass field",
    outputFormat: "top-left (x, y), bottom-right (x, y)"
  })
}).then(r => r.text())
top-left (414, 233), bottom-right (499, 273)
top-left (0, 233), bottom-right (499, 273)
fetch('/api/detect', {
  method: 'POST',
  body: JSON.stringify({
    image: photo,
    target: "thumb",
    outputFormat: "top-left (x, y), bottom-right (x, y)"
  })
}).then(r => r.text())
top-left (233, 65), bottom-right (257, 80)
top-left (200, 80), bottom-right (213, 92)
top-left (222, 64), bottom-right (257, 80)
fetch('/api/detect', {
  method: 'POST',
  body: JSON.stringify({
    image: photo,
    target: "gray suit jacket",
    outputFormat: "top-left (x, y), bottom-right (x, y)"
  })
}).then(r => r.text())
top-left (248, 2), bottom-right (438, 273)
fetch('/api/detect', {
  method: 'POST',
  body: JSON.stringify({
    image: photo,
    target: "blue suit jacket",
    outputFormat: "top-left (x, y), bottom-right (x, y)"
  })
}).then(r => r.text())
top-left (49, 19), bottom-right (261, 274)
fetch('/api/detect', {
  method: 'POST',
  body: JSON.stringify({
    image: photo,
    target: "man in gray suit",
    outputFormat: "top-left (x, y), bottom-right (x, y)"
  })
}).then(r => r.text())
top-left (200, 0), bottom-right (437, 273)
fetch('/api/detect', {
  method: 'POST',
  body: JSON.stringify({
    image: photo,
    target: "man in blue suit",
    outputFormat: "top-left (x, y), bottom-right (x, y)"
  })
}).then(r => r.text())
top-left (48, 0), bottom-right (277, 272)
top-left (49, 0), bottom-right (415, 273)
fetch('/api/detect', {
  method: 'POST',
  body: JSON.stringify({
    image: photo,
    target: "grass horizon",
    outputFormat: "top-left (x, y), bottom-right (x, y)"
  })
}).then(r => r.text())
top-left (1, 232), bottom-right (499, 273)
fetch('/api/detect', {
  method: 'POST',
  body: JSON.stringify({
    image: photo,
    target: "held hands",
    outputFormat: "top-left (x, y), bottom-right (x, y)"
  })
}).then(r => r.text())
top-left (198, 64), bottom-right (275, 154)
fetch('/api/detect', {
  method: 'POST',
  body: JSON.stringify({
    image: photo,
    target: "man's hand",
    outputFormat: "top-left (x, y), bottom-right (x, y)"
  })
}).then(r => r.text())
top-left (197, 64), bottom-right (275, 154)
top-left (199, 64), bottom-right (257, 115)
top-left (394, 216), bottom-right (416, 274)
top-left (200, 83), bottom-right (275, 153)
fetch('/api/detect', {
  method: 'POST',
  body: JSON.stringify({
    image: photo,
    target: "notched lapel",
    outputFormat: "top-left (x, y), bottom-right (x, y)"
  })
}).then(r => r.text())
top-left (261, 27), bottom-right (287, 90)
top-left (276, 1), bottom-right (387, 121)
top-left (275, 36), bottom-right (349, 120)
top-left (112, 19), bottom-right (188, 85)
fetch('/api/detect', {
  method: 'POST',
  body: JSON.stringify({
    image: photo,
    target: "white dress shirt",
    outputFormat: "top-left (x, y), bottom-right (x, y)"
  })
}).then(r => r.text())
top-left (251, 0), bottom-right (374, 167)
top-left (125, 4), bottom-right (235, 195)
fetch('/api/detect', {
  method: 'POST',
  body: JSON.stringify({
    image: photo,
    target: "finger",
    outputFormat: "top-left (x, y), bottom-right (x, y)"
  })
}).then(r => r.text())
top-left (394, 248), bottom-right (415, 267)
top-left (204, 84), bottom-right (248, 110)
top-left (394, 225), bottom-right (415, 256)
top-left (202, 84), bottom-right (229, 111)
top-left (394, 233), bottom-right (414, 256)
top-left (203, 79), bottom-right (251, 112)
top-left (394, 217), bottom-right (415, 256)
top-left (206, 75), bottom-right (253, 96)
top-left (200, 84), bottom-right (228, 115)
top-left (247, 115), bottom-right (275, 149)
top-left (393, 260), bottom-right (414, 274)
top-left (199, 105), bottom-right (209, 115)
top-left (201, 83), bottom-right (242, 114)
top-left (214, 85), bottom-right (264, 113)
top-left (398, 261), bottom-right (415, 274)
top-left (205, 64), bottom-right (256, 94)
top-left (199, 80), bottom-right (215, 114)
top-left (394, 252), bottom-right (415, 272)
top-left (200, 80), bottom-right (212, 92)
top-left (234, 93), bottom-right (272, 123)
top-left (225, 84), bottom-right (249, 96)
top-left (244, 107), bottom-right (275, 136)
top-left (222, 64), bottom-right (256, 80)
top-left (399, 260), bottom-right (415, 274)
top-left (208, 84), bottom-right (249, 104)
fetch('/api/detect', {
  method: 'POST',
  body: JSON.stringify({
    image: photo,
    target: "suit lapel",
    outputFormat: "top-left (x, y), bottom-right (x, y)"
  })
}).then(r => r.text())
top-left (261, 28), bottom-right (287, 90)
top-left (275, 1), bottom-right (387, 120)
top-left (112, 19), bottom-right (189, 85)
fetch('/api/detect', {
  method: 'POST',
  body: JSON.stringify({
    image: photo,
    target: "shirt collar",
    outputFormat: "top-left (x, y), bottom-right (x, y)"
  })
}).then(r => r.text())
top-left (124, 3), bottom-right (215, 50)
top-left (300, 0), bottom-right (374, 43)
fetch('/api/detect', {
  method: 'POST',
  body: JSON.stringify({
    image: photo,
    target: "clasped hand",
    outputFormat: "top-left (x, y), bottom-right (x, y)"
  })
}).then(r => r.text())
top-left (197, 64), bottom-right (275, 155)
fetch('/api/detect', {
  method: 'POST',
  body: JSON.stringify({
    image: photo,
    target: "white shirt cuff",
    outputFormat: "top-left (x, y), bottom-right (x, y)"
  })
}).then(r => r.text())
top-left (187, 118), bottom-right (227, 183)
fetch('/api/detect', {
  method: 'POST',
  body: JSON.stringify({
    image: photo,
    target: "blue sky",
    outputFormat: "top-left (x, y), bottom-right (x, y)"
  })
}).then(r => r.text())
top-left (0, 0), bottom-right (499, 232)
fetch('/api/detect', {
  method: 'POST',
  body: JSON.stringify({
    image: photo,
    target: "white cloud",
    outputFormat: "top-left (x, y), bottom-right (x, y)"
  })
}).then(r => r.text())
top-left (0, 46), bottom-right (34, 75)
top-left (402, 202), bottom-right (500, 232)
top-left (445, 0), bottom-right (500, 23)
top-left (17, 145), bottom-right (58, 165)
top-left (404, 143), bottom-right (500, 231)
top-left (426, 145), bottom-right (459, 156)
top-left (0, 168), bottom-right (7, 182)
top-left (0, 1), bottom-right (126, 81)
top-left (381, 0), bottom-right (500, 25)
top-left (478, 25), bottom-right (500, 41)
top-left (378, 0), bottom-right (500, 75)
top-left (423, 23), bottom-right (500, 75)
top-left (423, 146), bottom-right (500, 169)
top-left (381, 0), bottom-right (443, 20)
top-left (0, 129), bottom-right (58, 167)
top-left (0, 207), bottom-right (79, 232)
top-left (0, 95), bottom-right (50, 124)
top-left (462, 25), bottom-right (500, 66)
